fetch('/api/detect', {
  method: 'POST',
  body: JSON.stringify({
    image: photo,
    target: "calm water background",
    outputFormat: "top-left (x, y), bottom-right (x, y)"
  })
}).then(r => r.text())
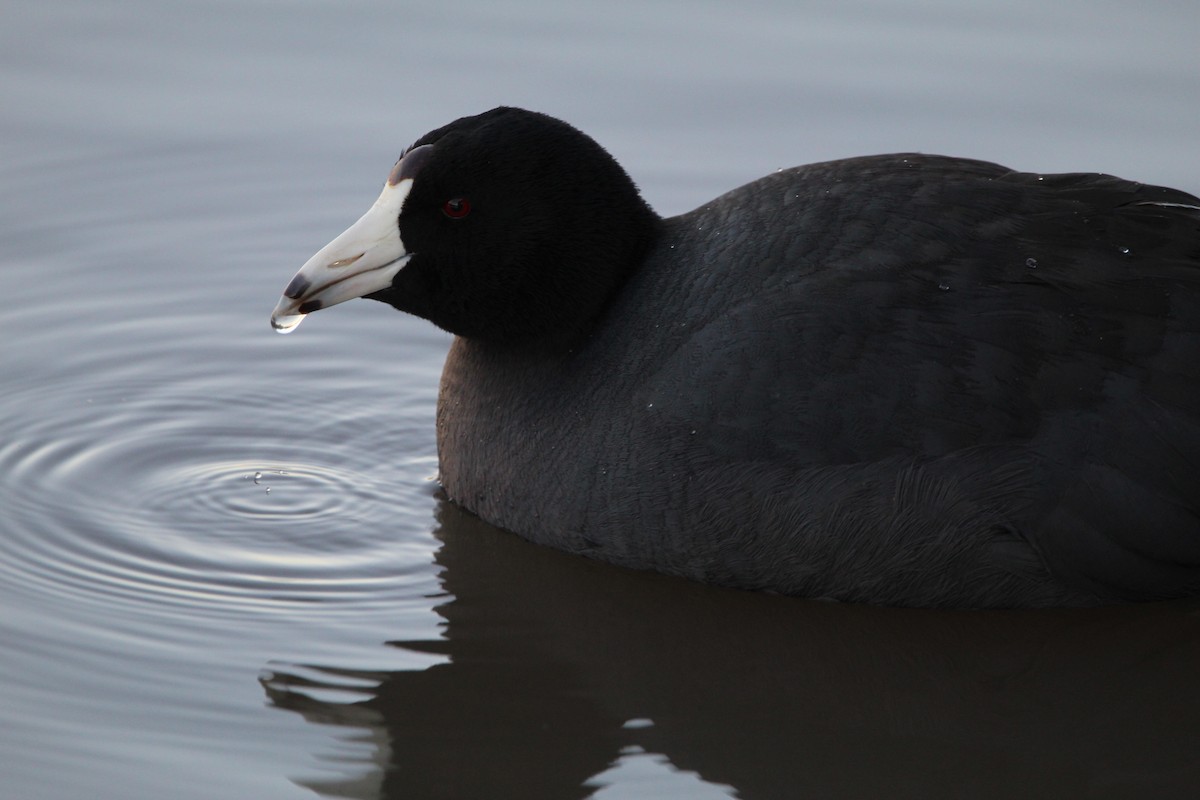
top-left (3, 1), bottom-right (1199, 797)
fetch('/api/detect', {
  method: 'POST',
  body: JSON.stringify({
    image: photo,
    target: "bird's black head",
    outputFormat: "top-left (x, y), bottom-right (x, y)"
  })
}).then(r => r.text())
top-left (271, 107), bottom-right (660, 345)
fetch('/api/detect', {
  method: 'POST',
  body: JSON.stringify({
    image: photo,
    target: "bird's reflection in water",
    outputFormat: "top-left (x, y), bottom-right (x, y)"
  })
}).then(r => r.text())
top-left (265, 498), bottom-right (1200, 799)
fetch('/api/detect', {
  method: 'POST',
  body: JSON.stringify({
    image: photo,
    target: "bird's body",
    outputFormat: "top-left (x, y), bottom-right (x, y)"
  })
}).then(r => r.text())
top-left (273, 108), bottom-right (1200, 608)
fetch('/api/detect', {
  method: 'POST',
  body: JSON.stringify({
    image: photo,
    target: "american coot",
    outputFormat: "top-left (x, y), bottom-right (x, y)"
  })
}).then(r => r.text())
top-left (271, 107), bottom-right (1200, 608)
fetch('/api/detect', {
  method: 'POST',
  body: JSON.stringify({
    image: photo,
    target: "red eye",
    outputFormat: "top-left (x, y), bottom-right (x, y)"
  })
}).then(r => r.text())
top-left (442, 197), bottom-right (471, 219)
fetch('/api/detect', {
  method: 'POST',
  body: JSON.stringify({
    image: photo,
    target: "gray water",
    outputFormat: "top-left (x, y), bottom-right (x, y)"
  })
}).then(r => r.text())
top-left (3, 1), bottom-right (1200, 798)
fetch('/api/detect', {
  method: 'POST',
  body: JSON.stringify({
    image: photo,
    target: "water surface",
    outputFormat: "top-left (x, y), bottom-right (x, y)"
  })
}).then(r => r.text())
top-left (3, 1), bottom-right (1199, 797)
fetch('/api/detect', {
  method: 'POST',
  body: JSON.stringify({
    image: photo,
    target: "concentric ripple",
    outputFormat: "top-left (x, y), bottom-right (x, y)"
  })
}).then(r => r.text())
top-left (0, 326), bottom-right (444, 625)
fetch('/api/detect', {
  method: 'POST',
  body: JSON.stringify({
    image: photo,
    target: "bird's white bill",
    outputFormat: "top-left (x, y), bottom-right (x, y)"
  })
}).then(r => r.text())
top-left (270, 177), bottom-right (414, 333)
